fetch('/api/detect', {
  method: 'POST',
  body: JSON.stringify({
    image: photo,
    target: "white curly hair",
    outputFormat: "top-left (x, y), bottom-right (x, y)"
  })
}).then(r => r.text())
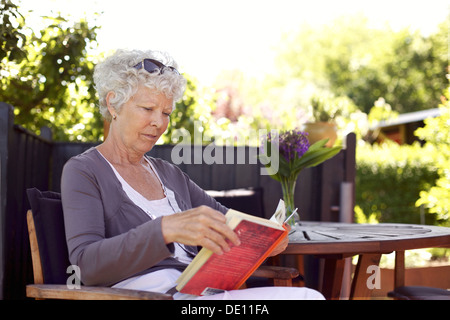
top-left (93, 49), bottom-right (187, 122)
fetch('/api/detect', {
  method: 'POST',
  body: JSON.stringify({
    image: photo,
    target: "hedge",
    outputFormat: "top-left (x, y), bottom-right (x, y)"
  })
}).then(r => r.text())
top-left (355, 142), bottom-right (440, 225)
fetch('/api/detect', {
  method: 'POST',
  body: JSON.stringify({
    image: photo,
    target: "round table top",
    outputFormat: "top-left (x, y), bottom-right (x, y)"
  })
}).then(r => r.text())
top-left (284, 221), bottom-right (450, 255)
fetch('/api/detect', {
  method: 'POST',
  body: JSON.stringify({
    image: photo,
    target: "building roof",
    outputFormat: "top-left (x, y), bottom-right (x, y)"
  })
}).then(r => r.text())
top-left (375, 108), bottom-right (441, 128)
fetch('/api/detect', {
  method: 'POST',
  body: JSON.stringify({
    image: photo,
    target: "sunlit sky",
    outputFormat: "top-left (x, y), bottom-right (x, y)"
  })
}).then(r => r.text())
top-left (19, 0), bottom-right (450, 85)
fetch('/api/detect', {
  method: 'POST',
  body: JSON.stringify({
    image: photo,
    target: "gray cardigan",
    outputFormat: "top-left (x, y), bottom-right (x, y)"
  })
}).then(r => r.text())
top-left (61, 147), bottom-right (227, 286)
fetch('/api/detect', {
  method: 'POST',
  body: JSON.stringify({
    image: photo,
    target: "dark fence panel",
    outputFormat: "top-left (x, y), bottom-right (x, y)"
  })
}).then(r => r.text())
top-left (1, 121), bottom-right (52, 299)
top-left (0, 103), bottom-right (13, 300)
top-left (51, 142), bottom-right (99, 192)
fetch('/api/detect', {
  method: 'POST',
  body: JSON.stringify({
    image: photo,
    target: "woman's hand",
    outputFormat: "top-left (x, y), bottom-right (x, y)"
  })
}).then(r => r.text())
top-left (161, 206), bottom-right (241, 255)
top-left (268, 224), bottom-right (290, 257)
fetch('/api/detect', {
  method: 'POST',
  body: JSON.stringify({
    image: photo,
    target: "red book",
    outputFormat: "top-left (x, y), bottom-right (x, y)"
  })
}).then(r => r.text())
top-left (176, 209), bottom-right (288, 296)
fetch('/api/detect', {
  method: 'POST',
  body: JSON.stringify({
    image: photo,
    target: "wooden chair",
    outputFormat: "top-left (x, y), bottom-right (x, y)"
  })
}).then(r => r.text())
top-left (387, 250), bottom-right (450, 300)
top-left (26, 188), bottom-right (298, 300)
top-left (206, 187), bottom-right (266, 218)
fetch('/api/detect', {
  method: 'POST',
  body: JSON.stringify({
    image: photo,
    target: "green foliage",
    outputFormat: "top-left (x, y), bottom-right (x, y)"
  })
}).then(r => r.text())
top-left (227, 15), bottom-right (447, 145)
top-left (356, 142), bottom-right (440, 225)
top-left (0, 0), bottom-right (27, 63)
top-left (367, 97), bottom-right (399, 126)
top-left (309, 94), bottom-right (342, 122)
top-left (354, 205), bottom-right (378, 224)
top-left (274, 15), bottom-right (448, 115)
top-left (288, 139), bottom-right (341, 177)
top-left (1, 3), bottom-right (103, 141)
top-left (1, 2), bottom-right (219, 143)
top-left (163, 75), bottom-right (226, 145)
top-left (164, 75), bottom-right (202, 143)
top-left (415, 87), bottom-right (450, 226)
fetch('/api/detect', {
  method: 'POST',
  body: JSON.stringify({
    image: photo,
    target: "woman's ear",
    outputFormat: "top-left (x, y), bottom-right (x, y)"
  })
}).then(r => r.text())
top-left (106, 91), bottom-right (117, 119)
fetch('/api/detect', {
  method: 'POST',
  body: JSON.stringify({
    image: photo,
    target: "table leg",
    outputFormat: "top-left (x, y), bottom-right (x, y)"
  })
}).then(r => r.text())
top-left (394, 250), bottom-right (405, 288)
top-left (350, 253), bottom-right (382, 299)
top-left (321, 257), bottom-right (346, 300)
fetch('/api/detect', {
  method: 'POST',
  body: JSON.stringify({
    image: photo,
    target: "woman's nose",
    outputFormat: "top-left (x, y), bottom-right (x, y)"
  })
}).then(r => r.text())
top-left (150, 112), bottom-right (164, 127)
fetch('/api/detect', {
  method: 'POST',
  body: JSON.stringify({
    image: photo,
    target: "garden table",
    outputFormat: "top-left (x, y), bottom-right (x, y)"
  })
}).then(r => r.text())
top-left (283, 222), bottom-right (450, 300)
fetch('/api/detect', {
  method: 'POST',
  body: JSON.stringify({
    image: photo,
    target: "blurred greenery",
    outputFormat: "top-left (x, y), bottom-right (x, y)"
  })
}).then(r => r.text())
top-left (272, 15), bottom-right (448, 115)
top-left (164, 75), bottom-right (230, 145)
top-left (356, 141), bottom-right (440, 225)
top-left (355, 86), bottom-right (449, 227)
top-left (309, 94), bottom-right (343, 122)
top-left (2, 3), bottom-right (448, 145)
top-left (1, 0), bottom-right (27, 64)
top-left (1, 1), bottom-right (232, 143)
top-left (415, 87), bottom-right (450, 226)
top-left (211, 15), bottom-right (448, 148)
top-left (0, 7), bottom-right (103, 141)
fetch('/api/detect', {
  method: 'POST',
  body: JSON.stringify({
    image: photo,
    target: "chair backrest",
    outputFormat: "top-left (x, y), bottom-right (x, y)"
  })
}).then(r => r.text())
top-left (26, 188), bottom-right (71, 285)
top-left (206, 187), bottom-right (265, 218)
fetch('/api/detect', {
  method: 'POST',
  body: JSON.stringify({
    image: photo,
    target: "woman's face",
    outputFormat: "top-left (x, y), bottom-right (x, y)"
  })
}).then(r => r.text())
top-left (109, 85), bottom-right (173, 155)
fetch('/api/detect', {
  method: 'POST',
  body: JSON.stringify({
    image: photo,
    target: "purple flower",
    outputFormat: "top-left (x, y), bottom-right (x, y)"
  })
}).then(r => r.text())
top-left (262, 129), bottom-right (310, 163)
top-left (278, 129), bottom-right (310, 162)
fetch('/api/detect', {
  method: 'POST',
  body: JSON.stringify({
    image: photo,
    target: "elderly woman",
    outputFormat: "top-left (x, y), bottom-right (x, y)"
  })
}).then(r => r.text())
top-left (61, 49), bottom-right (324, 300)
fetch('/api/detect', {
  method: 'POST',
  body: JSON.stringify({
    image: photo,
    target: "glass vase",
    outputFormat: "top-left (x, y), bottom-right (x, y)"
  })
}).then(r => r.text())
top-left (280, 176), bottom-right (299, 226)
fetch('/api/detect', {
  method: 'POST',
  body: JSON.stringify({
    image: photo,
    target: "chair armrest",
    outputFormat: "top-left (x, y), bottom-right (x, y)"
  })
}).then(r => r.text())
top-left (253, 265), bottom-right (299, 280)
top-left (26, 284), bottom-right (173, 300)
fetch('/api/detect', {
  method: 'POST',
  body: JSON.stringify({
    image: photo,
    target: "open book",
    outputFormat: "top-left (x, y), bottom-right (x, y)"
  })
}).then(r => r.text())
top-left (176, 200), bottom-right (289, 296)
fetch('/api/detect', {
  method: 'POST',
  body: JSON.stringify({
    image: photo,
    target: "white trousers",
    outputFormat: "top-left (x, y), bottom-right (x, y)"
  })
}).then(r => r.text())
top-left (113, 269), bottom-right (325, 300)
top-left (175, 286), bottom-right (325, 300)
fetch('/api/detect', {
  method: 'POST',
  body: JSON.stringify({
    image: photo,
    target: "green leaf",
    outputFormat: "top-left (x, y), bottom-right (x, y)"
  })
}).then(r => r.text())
top-left (258, 136), bottom-right (342, 179)
top-left (307, 139), bottom-right (329, 151)
top-left (292, 145), bottom-right (342, 172)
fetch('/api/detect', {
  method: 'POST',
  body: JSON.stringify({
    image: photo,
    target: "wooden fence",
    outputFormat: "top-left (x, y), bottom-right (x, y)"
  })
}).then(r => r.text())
top-left (0, 102), bottom-right (356, 299)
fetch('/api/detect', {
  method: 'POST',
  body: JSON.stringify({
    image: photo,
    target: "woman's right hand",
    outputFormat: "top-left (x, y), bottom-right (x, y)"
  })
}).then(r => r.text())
top-left (161, 206), bottom-right (241, 255)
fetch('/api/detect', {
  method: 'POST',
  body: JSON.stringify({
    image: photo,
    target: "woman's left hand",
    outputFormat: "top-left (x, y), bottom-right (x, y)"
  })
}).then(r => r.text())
top-left (268, 224), bottom-right (290, 257)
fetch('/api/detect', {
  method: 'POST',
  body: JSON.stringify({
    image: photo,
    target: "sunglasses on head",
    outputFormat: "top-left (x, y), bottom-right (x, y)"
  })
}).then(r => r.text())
top-left (133, 58), bottom-right (180, 75)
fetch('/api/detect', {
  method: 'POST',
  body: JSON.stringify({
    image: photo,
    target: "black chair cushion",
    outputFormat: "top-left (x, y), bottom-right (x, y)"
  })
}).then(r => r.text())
top-left (388, 286), bottom-right (450, 300)
top-left (206, 187), bottom-right (265, 218)
top-left (26, 188), bottom-right (70, 285)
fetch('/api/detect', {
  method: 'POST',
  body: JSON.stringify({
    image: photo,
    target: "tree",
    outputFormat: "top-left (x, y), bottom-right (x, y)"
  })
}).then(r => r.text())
top-left (1, 2), bottom-right (217, 143)
top-left (376, 23), bottom-right (448, 114)
top-left (1, 2), bottom-right (102, 141)
top-left (0, 0), bottom-right (27, 64)
top-left (163, 75), bottom-right (225, 145)
top-left (274, 15), bottom-right (448, 114)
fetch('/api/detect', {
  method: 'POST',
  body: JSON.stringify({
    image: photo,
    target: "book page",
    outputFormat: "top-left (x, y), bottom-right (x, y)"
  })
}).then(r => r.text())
top-left (269, 199), bottom-right (286, 225)
top-left (226, 209), bottom-right (284, 230)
